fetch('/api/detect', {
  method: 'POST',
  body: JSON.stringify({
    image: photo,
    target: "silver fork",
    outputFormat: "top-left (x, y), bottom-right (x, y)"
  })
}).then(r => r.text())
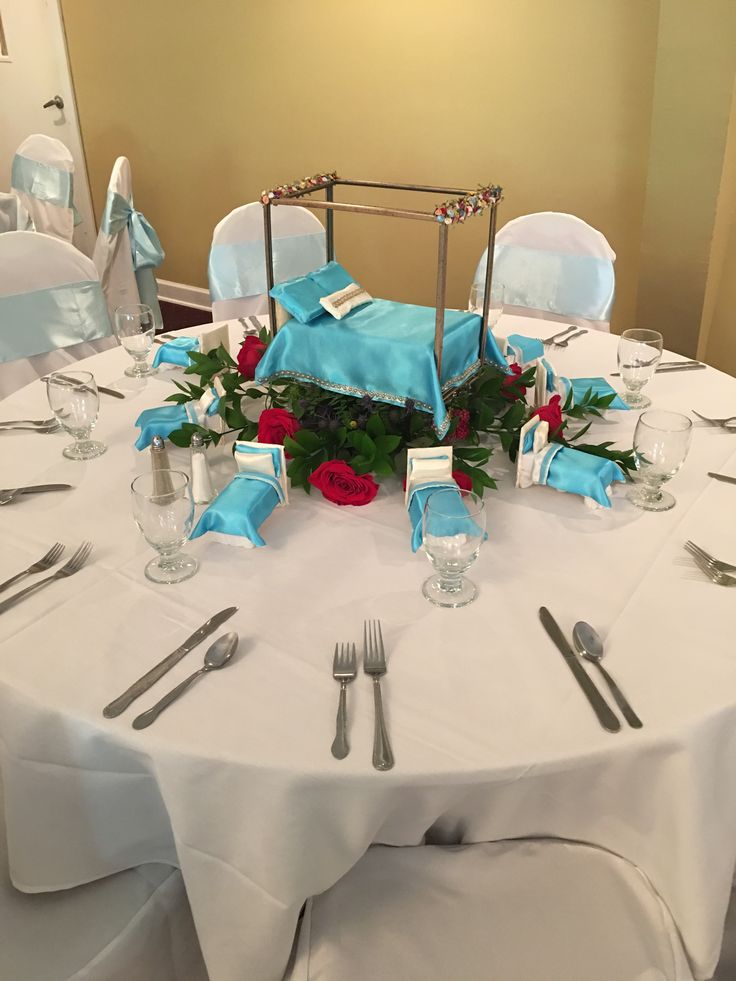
top-left (0, 542), bottom-right (92, 613)
top-left (364, 620), bottom-right (394, 771)
top-left (543, 325), bottom-right (577, 346)
top-left (691, 410), bottom-right (736, 430)
top-left (0, 543), bottom-right (65, 594)
top-left (684, 541), bottom-right (736, 576)
top-left (552, 328), bottom-right (587, 349)
top-left (331, 642), bottom-right (357, 760)
top-left (687, 549), bottom-right (736, 587)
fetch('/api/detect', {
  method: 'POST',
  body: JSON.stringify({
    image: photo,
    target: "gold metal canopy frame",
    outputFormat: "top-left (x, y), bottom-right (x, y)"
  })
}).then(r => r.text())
top-left (262, 175), bottom-right (503, 378)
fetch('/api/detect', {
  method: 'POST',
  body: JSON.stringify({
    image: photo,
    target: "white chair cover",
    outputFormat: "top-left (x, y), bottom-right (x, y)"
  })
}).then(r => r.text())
top-left (471, 212), bottom-right (616, 331)
top-left (288, 840), bottom-right (693, 981)
top-left (0, 776), bottom-right (207, 981)
top-left (208, 202), bottom-right (327, 321)
top-left (0, 192), bottom-right (33, 234)
top-left (0, 231), bottom-right (115, 399)
top-left (11, 134), bottom-right (77, 243)
top-left (93, 156), bottom-right (164, 329)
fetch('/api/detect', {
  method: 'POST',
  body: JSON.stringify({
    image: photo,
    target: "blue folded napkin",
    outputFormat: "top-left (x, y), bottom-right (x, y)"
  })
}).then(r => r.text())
top-left (190, 472), bottom-right (282, 547)
top-left (407, 481), bottom-right (462, 552)
top-left (152, 336), bottom-right (200, 369)
top-left (546, 445), bottom-right (626, 507)
top-left (134, 403), bottom-right (191, 450)
top-left (506, 333), bottom-right (544, 365)
top-left (566, 377), bottom-right (629, 411)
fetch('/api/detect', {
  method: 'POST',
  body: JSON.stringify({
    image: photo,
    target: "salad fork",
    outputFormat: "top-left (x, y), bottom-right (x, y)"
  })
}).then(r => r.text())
top-left (364, 619), bottom-right (394, 771)
top-left (543, 325), bottom-right (577, 347)
top-left (0, 541), bottom-right (93, 613)
top-left (331, 642), bottom-right (357, 760)
top-left (686, 548), bottom-right (736, 587)
top-left (684, 540), bottom-right (736, 575)
top-left (691, 410), bottom-right (736, 430)
top-left (0, 543), bottom-right (65, 594)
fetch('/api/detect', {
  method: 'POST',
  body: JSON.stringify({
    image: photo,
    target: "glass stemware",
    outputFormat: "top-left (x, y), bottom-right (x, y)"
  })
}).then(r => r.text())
top-left (131, 470), bottom-right (198, 584)
top-left (114, 303), bottom-right (156, 377)
top-left (617, 329), bottom-right (663, 409)
top-left (469, 282), bottom-right (505, 329)
top-left (422, 489), bottom-right (486, 608)
top-left (46, 370), bottom-right (106, 460)
top-left (628, 410), bottom-right (692, 512)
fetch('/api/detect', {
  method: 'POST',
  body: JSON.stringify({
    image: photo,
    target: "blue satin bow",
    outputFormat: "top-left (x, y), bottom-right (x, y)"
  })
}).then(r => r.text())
top-left (152, 336), bottom-right (200, 369)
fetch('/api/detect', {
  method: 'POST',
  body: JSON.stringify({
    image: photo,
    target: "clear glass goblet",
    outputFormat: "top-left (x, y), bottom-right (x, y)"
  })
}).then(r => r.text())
top-left (131, 470), bottom-right (198, 584)
top-left (114, 303), bottom-right (156, 377)
top-left (617, 329), bottom-right (663, 409)
top-left (469, 282), bottom-right (505, 329)
top-left (46, 370), bottom-right (107, 460)
top-left (422, 489), bottom-right (486, 608)
top-left (628, 410), bottom-right (692, 512)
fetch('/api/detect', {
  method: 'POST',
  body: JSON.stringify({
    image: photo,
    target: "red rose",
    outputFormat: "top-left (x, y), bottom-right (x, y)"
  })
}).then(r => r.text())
top-left (452, 470), bottom-right (473, 491)
top-left (449, 408), bottom-right (470, 442)
top-left (237, 336), bottom-right (266, 380)
top-left (530, 394), bottom-right (563, 436)
top-left (257, 408), bottom-right (300, 451)
top-left (309, 460), bottom-right (379, 506)
top-left (501, 362), bottom-right (525, 400)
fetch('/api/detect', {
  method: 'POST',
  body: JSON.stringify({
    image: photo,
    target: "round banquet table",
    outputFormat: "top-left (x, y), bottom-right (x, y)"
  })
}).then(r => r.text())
top-left (1, 315), bottom-right (736, 981)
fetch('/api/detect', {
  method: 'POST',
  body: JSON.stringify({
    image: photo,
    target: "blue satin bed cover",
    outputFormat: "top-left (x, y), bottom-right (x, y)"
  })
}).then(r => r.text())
top-left (254, 299), bottom-right (484, 437)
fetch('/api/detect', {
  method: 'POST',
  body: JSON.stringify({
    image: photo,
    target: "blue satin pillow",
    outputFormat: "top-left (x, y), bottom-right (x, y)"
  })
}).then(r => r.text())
top-left (269, 261), bottom-right (356, 324)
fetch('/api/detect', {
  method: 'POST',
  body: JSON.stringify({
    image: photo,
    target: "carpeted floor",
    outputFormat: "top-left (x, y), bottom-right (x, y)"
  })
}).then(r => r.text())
top-left (718, 889), bottom-right (736, 979)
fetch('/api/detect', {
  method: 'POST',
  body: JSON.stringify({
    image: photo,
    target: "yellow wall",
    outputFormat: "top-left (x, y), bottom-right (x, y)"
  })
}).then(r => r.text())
top-left (635, 0), bottom-right (736, 357)
top-left (60, 0), bottom-right (659, 331)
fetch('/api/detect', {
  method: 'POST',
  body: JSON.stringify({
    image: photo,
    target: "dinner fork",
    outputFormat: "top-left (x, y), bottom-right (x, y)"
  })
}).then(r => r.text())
top-left (543, 325), bottom-right (577, 347)
top-left (691, 410), bottom-right (736, 430)
top-left (0, 541), bottom-right (93, 613)
top-left (331, 642), bottom-right (357, 760)
top-left (364, 620), bottom-right (394, 771)
top-left (686, 549), bottom-right (736, 587)
top-left (684, 540), bottom-right (736, 575)
top-left (552, 328), bottom-right (587, 349)
top-left (0, 543), bottom-right (65, 594)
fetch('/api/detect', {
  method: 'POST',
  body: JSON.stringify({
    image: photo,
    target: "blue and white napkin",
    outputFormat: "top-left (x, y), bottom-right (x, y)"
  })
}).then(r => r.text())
top-left (535, 358), bottom-right (629, 410)
top-left (190, 441), bottom-right (288, 548)
top-left (152, 336), bottom-right (200, 369)
top-left (134, 380), bottom-right (224, 450)
top-left (405, 449), bottom-right (461, 552)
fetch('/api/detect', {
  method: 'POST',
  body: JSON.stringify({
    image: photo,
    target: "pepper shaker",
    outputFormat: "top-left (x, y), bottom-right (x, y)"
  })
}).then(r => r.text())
top-left (150, 435), bottom-right (175, 501)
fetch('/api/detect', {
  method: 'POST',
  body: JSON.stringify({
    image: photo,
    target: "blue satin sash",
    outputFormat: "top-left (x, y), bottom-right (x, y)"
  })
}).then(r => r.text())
top-left (208, 232), bottom-right (327, 301)
top-left (255, 299), bottom-right (484, 436)
top-left (474, 244), bottom-right (615, 321)
top-left (152, 336), bottom-right (200, 368)
top-left (407, 481), bottom-right (462, 551)
top-left (102, 190), bottom-right (164, 324)
top-left (190, 472), bottom-right (282, 547)
top-left (11, 155), bottom-right (74, 209)
top-left (0, 281), bottom-right (111, 362)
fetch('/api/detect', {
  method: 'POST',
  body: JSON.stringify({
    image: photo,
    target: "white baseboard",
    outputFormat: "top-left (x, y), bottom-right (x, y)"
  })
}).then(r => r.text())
top-left (157, 279), bottom-right (212, 311)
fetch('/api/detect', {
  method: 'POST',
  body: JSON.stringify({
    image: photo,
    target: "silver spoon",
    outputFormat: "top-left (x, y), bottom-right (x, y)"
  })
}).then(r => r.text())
top-left (573, 622), bottom-right (643, 729)
top-left (132, 632), bottom-right (238, 729)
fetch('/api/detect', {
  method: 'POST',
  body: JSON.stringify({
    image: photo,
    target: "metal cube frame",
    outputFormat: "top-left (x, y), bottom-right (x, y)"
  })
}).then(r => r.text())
top-left (262, 176), bottom-right (502, 378)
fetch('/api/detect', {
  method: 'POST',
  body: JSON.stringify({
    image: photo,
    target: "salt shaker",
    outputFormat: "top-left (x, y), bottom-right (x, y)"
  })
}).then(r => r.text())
top-left (150, 435), bottom-right (175, 500)
top-left (190, 432), bottom-right (215, 504)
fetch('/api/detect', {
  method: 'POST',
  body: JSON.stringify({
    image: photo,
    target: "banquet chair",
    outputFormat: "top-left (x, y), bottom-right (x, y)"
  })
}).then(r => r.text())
top-left (286, 839), bottom-right (694, 981)
top-left (93, 156), bottom-right (165, 329)
top-left (0, 775), bottom-right (208, 981)
top-left (0, 231), bottom-right (115, 399)
top-left (471, 212), bottom-right (616, 331)
top-left (208, 202), bottom-right (327, 321)
top-left (11, 134), bottom-right (78, 243)
top-left (0, 191), bottom-right (33, 234)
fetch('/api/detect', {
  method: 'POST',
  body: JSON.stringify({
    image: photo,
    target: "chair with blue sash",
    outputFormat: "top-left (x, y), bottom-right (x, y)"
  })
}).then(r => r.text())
top-left (470, 212), bottom-right (616, 332)
top-left (0, 232), bottom-right (113, 398)
top-left (10, 135), bottom-right (78, 244)
top-left (92, 156), bottom-right (165, 329)
top-left (208, 202), bottom-right (326, 322)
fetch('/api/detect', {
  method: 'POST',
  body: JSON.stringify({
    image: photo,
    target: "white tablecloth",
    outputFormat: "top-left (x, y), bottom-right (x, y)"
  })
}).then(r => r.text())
top-left (1, 317), bottom-right (736, 981)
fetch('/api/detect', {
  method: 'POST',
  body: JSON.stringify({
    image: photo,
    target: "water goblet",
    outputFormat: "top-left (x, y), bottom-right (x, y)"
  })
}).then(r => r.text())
top-left (628, 410), bottom-right (692, 512)
top-left (131, 470), bottom-right (198, 584)
top-left (114, 303), bottom-right (156, 377)
top-left (422, 489), bottom-right (486, 608)
top-left (617, 329), bottom-right (663, 408)
top-left (469, 282), bottom-right (506, 329)
top-left (46, 370), bottom-right (106, 460)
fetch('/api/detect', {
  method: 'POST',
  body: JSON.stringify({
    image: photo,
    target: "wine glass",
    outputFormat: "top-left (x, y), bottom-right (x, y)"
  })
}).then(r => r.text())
top-left (628, 410), bottom-right (692, 512)
top-left (468, 282), bottom-right (505, 329)
top-left (114, 303), bottom-right (156, 377)
top-left (422, 489), bottom-right (486, 608)
top-left (46, 370), bottom-right (106, 460)
top-left (617, 329), bottom-right (663, 408)
top-left (131, 470), bottom-right (198, 584)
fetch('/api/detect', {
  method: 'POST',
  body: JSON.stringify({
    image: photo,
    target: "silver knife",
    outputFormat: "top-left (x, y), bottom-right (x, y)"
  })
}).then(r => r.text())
top-left (97, 385), bottom-right (126, 399)
top-left (248, 316), bottom-right (262, 333)
top-left (538, 607), bottom-right (621, 732)
top-left (102, 606), bottom-right (238, 718)
top-left (708, 472), bottom-right (736, 485)
top-left (41, 372), bottom-right (125, 399)
top-left (0, 484), bottom-right (72, 495)
top-left (610, 363), bottom-right (706, 377)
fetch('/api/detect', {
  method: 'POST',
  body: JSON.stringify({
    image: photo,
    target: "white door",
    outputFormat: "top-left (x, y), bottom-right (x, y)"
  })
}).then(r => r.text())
top-left (0, 0), bottom-right (95, 255)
